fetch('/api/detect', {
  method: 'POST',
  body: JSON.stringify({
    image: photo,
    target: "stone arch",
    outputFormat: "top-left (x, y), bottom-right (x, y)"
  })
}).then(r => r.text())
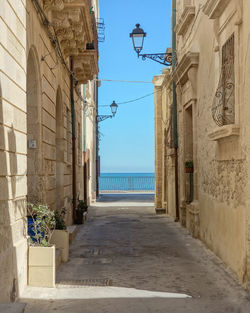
top-left (27, 46), bottom-right (42, 203)
top-left (56, 87), bottom-right (64, 209)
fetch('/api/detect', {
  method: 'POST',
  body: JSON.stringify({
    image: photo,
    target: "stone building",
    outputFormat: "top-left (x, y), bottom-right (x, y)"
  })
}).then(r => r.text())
top-left (0, 0), bottom-right (99, 302)
top-left (83, 79), bottom-right (98, 204)
top-left (154, 0), bottom-right (250, 290)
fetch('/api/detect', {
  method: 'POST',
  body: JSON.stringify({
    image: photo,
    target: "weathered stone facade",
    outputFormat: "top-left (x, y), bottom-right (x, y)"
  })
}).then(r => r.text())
top-left (154, 0), bottom-right (250, 291)
top-left (0, 0), bottom-right (99, 302)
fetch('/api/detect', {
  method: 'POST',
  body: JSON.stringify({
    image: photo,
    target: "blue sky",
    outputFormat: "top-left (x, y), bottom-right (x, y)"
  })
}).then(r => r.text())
top-left (98, 0), bottom-right (171, 173)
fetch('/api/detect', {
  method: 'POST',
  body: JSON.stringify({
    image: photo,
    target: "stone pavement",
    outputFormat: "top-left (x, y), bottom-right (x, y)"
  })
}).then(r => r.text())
top-left (21, 194), bottom-right (250, 313)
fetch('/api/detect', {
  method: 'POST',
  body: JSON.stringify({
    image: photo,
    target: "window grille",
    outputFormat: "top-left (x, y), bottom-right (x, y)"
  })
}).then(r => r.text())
top-left (212, 34), bottom-right (235, 126)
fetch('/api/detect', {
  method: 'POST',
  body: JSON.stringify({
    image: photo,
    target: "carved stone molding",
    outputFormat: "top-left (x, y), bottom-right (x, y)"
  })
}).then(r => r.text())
top-left (203, 0), bottom-right (231, 19)
top-left (56, 28), bottom-right (74, 41)
top-left (175, 6), bottom-right (195, 36)
top-left (173, 52), bottom-right (199, 92)
top-left (43, 0), bottom-right (64, 12)
top-left (208, 124), bottom-right (240, 141)
top-left (44, 0), bottom-right (99, 81)
top-left (74, 51), bottom-right (98, 84)
top-left (152, 75), bottom-right (165, 88)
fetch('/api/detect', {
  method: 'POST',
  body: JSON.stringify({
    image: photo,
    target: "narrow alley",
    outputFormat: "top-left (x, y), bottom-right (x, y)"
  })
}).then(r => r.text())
top-left (22, 194), bottom-right (249, 313)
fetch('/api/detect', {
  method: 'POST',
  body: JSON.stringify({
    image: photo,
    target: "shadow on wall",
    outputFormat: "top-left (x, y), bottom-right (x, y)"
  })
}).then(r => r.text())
top-left (0, 76), bottom-right (27, 302)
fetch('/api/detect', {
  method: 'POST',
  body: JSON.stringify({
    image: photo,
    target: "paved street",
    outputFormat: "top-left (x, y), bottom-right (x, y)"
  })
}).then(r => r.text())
top-left (22, 194), bottom-right (250, 312)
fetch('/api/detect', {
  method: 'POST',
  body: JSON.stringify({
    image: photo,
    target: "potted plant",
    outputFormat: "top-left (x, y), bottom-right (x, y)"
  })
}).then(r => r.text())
top-left (27, 203), bottom-right (56, 288)
top-left (185, 160), bottom-right (194, 173)
top-left (75, 200), bottom-right (88, 224)
top-left (50, 208), bottom-right (69, 262)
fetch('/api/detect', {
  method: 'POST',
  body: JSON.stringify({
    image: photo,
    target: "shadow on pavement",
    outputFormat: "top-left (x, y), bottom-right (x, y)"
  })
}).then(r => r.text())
top-left (23, 298), bottom-right (250, 313)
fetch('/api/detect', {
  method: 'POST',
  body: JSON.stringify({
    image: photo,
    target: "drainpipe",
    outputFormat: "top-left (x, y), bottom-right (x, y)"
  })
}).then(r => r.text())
top-left (70, 57), bottom-right (77, 222)
top-left (83, 85), bottom-right (87, 153)
top-left (172, 0), bottom-right (179, 221)
top-left (83, 84), bottom-right (88, 203)
top-left (95, 75), bottom-right (99, 198)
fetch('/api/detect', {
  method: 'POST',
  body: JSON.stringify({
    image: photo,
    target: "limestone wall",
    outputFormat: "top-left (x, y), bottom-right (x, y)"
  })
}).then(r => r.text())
top-left (153, 75), bottom-right (164, 209)
top-left (175, 0), bottom-right (249, 286)
top-left (0, 0), bottom-right (99, 300)
top-left (85, 80), bottom-right (97, 203)
top-left (0, 0), bottom-right (27, 302)
top-left (26, 0), bottom-right (87, 224)
top-left (155, 0), bottom-right (250, 289)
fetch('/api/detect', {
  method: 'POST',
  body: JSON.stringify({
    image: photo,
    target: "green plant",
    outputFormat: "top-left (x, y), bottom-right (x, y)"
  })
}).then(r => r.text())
top-left (28, 203), bottom-right (56, 247)
top-left (185, 160), bottom-right (193, 168)
top-left (77, 200), bottom-right (88, 212)
top-left (55, 207), bottom-right (67, 230)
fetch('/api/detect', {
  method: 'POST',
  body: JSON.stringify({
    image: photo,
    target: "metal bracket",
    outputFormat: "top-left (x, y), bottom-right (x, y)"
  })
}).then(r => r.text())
top-left (139, 52), bottom-right (172, 66)
top-left (96, 115), bottom-right (112, 122)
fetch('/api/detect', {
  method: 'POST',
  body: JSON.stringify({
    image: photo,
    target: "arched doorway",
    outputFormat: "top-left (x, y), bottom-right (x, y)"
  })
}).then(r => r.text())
top-left (27, 48), bottom-right (41, 203)
top-left (56, 87), bottom-right (64, 209)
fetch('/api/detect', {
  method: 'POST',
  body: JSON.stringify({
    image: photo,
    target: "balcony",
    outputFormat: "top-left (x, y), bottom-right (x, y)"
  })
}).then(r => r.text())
top-left (44, 0), bottom-right (99, 83)
top-left (203, 0), bottom-right (231, 19)
top-left (175, 6), bottom-right (195, 36)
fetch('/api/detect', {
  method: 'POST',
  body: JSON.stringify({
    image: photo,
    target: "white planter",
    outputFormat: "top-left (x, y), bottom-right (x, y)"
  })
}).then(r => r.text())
top-left (51, 229), bottom-right (69, 262)
top-left (28, 245), bottom-right (55, 287)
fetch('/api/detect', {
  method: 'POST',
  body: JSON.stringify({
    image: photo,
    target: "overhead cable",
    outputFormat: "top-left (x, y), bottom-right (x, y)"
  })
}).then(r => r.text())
top-left (96, 79), bottom-right (152, 84)
top-left (99, 90), bottom-right (160, 107)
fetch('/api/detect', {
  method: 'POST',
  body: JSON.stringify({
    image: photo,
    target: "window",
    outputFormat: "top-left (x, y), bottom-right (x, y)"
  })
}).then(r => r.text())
top-left (212, 34), bottom-right (235, 126)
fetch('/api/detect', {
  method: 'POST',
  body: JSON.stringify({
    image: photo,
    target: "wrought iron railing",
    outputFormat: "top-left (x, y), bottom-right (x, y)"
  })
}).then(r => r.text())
top-left (99, 176), bottom-right (155, 191)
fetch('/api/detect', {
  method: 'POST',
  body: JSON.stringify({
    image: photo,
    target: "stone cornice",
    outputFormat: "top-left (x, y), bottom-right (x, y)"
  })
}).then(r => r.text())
top-left (203, 0), bottom-right (231, 19)
top-left (153, 69), bottom-right (172, 90)
top-left (175, 6), bottom-right (195, 36)
top-left (152, 75), bottom-right (165, 88)
top-left (173, 52), bottom-right (199, 86)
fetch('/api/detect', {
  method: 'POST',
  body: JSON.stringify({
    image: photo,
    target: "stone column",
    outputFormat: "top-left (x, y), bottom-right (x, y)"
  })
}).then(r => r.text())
top-left (153, 75), bottom-right (164, 209)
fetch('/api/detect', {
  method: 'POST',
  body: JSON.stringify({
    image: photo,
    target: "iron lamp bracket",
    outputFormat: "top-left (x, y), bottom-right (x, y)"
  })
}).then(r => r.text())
top-left (138, 52), bottom-right (173, 66)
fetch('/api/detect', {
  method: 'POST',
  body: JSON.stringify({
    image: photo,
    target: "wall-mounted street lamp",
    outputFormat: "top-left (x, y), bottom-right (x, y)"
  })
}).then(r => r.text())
top-left (96, 100), bottom-right (118, 122)
top-left (130, 24), bottom-right (172, 66)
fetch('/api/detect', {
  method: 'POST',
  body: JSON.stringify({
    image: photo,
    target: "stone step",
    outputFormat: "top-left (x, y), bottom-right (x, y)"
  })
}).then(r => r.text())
top-left (155, 207), bottom-right (166, 214)
top-left (0, 303), bottom-right (26, 313)
top-left (67, 225), bottom-right (78, 244)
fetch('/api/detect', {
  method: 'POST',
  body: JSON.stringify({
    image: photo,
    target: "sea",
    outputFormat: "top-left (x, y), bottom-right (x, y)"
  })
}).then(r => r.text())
top-left (99, 173), bottom-right (155, 192)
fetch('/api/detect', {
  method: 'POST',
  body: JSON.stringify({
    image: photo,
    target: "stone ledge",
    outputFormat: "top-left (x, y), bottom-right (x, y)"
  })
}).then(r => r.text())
top-left (203, 0), bottom-right (231, 19)
top-left (208, 124), bottom-right (240, 141)
top-left (175, 6), bottom-right (195, 36)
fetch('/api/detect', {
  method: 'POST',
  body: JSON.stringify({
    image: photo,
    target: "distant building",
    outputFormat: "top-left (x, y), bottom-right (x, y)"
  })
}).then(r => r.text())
top-left (0, 0), bottom-right (99, 301)
top-left (154, 0), bottom-right (250, 291)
